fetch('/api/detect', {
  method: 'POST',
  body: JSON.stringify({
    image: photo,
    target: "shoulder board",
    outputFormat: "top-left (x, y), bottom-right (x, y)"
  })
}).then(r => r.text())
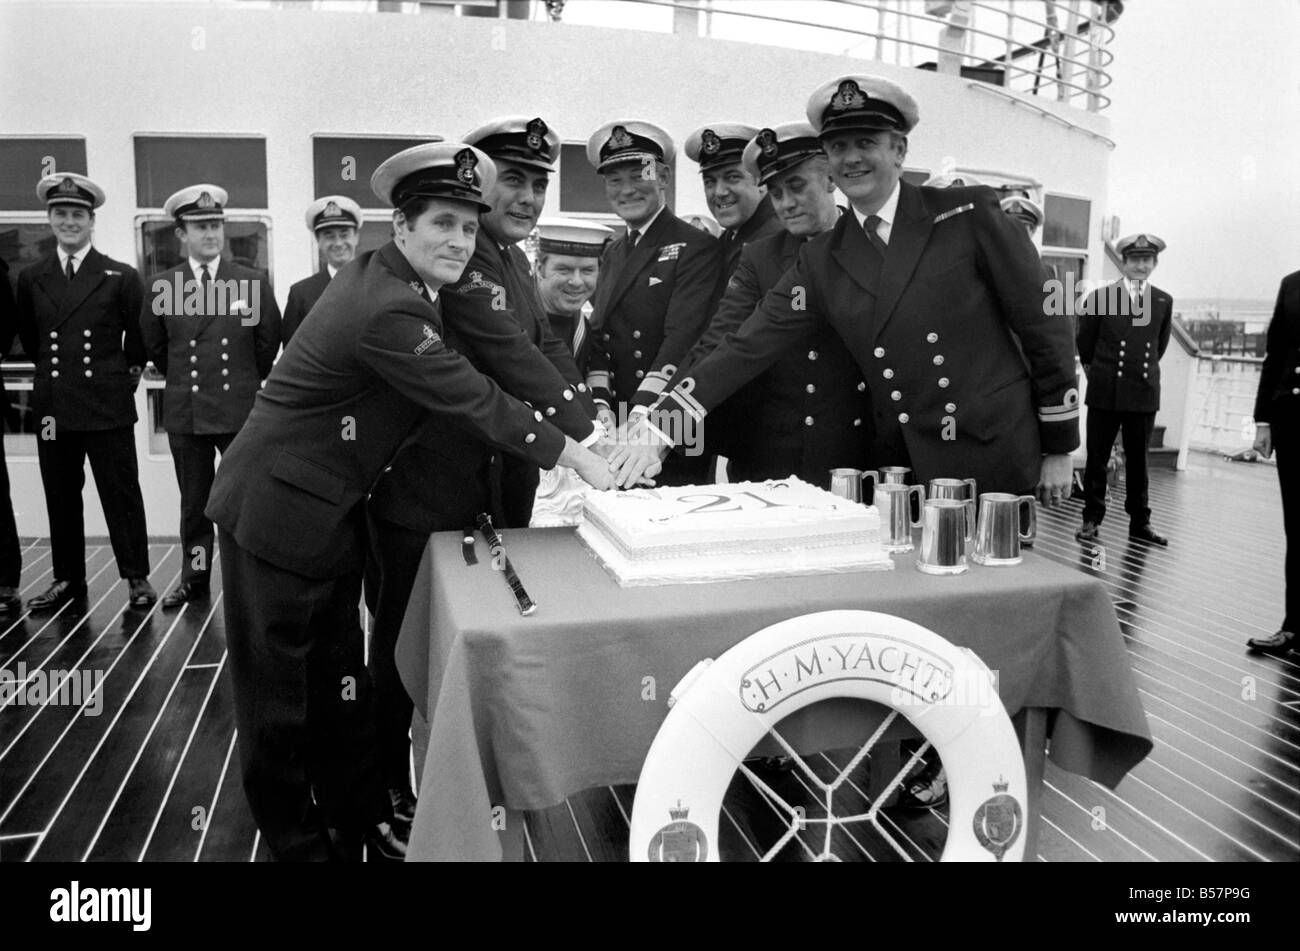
top-left (933, 203), bottom-right (975, 225)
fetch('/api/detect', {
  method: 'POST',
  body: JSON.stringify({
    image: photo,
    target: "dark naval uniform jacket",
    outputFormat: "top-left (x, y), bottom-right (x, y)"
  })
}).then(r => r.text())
top-left (587, 208), bottom-right (722, 410)
top-left (281, 268), bottom-right (332, 343)
top-left (675, 227), bottom-right (871, 488)
top-left (1076, 281), bottom-right (1174, 414)
top-left (370, 230), bottom-right (596, 532)
top-left (15, 247), bottom-right (146, 430)
top-left (657, 182), bottom-right (1079, 495)
top-left (141, 258), bottom-right (282, 434)
top-left (546, 302), bottom-right (592, 372)
top-left (206, 242), bottom-right (591, 580)
top-left (1255, 270), bottom-right (1300, 426)
top-left (716, 198), bottom-right (783, 291)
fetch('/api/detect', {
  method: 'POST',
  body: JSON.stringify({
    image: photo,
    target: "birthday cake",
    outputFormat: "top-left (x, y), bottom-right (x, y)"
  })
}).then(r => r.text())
top-left (576, 477), bottom-right (892, 586)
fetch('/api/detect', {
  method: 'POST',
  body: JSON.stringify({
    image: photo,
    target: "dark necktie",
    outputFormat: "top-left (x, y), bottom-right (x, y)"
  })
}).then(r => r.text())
top-left (200, 264), bottom-right (211, 285)
top-left (627, 229), bottom-right (640, 249)
top-left (65, 256), bottom-right (75, 282)
top-left (863, 214), bottom-right (888, 258)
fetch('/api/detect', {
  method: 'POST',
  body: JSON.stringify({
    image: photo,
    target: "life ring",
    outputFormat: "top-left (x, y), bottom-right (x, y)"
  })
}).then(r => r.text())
top-left (629, 610), bottom-right (1027, 862)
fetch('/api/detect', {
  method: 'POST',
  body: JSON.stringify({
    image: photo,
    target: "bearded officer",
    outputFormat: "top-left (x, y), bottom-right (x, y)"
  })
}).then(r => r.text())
top-left (1075, 233), bottom-right (1173, 546)
top-left (14, 174), bottom-right (156, 613)
top-left (667, 122), bottom-right (869, 488)
top-left (534, 217), bottom-right (612, 368)
top-left (615, 75), bottom-right (1078, 506)
top-left (141, 184), bottom-right (282, 609)
top-left (281, 195), bottom-right (362, 342)
top-left (585, 120), bottom-right (722, 485)
top-left (206, 142), bottom-right (614, 861)
top-left (683, 123), bottom-right (782, 288)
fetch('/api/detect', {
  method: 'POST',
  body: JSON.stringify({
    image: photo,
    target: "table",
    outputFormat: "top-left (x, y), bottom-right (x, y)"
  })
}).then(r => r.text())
top-left (395, 528), bottom-right (1152, 861)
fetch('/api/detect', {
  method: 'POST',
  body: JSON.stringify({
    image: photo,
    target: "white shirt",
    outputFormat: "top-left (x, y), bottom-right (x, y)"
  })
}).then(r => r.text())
top-left (189, 256), bottom-right (219, 282)
top-left (421, 284), bottom-right (439, 303)
top-left (1123, 277), bottom-right (1148, 298)
top-left (327, 263), bottom-right (340, 279)
top-left (851, 179), bottom-right (901, 246)
top-left (627, 203), bottom-right (666, 245)
top-left (58, 244), bottom-right (91, 275)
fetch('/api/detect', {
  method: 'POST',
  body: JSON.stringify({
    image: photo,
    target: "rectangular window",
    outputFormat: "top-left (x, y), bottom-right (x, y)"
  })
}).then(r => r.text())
top-left (1042, 253), bottom-right (1086, 287)
top-left (312, 136), bottom-right (442, 209)
top-left (557, 142), bottom-right (675, 217)
top-left (134, 136), bottom-right (267, 209)
top-left (1043, 194), bottom-right (1090, 250)
top-left (0, 137), bottom-right (87, 211)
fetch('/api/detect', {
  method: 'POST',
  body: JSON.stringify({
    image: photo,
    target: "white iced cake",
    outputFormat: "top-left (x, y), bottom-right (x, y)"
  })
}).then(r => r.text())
top-left (576, 477), bottom-right (893, 586)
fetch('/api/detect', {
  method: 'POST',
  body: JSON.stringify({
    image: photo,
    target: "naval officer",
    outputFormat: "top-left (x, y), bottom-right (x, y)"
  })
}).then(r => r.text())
top-left (534, 217), bottom-right (612, 369)
top-left (614, 74), bottom-right (1079, 504)
top-left (281, 195), bottom-right (362, 342)
top-left (666, 122), bottom-right (870, 488)
top-left (364, 118), bottom-right (603, 821)
top-left (141, 183), bottom-right (282, 608)
top-left (1075, 233), bottom-right (1173, 546)
top-left (206, 142), bottom-right (612, 861)
top-left (683, 123), bottom-right (783, 288)
top-left (584, 120), bottom-right (722, 485)
top-left (1, 257), bottom-right (23, 615)
top-left (14, 173), bottom-right (156, 613)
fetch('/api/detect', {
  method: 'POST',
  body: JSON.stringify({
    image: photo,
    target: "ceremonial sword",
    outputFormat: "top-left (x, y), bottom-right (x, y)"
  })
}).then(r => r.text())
top-left (476, 513), bottom-right (537, 616)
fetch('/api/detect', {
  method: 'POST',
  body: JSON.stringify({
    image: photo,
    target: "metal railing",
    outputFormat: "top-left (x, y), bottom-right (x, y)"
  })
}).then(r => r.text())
top-left (1187, 354), bottom-right (1268, 458)
top-left (533, 0), bottom-right (1120, 113)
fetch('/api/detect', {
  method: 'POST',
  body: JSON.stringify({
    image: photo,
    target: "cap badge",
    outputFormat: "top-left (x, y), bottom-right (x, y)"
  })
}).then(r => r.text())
top-left (526, 117), bottom-right (548, 153)
top-left (409, 280), bottom-right (424, 295)
top-left (57, 177), bottom-right (78, 195)
top-left (1134, 235), bottom-right (1150, 249)
top-left (324, 200), bottom-right (341, 218)
top-left (197, 191), bottom-right (215, 209)
top-left (832, 79), bottom-right (867, 112)
top-left (608, 125), bottom-right (633, 151)
top-left (701, 129), bottom-right (721, 155)
top-left (756, 128), bottom-right (778, 158)
top-left (455, 148), bottom-right (478, 186)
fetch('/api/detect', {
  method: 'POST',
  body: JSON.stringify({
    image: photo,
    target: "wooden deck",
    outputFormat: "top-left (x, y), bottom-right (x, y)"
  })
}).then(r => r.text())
top-left (1, 453), bottom-right (1296, 862)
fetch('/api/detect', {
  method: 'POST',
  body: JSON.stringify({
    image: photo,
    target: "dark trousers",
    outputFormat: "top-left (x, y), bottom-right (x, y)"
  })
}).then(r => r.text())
top-left (36, 425), bottom-right (149, 583)
top-left (1275, 417), bottom-right (1298, 633)
top-left (169, 432), bottom-right (235, 583)
top-left (1083, 408), bottom-right (1155, 526)
top-left (219, 529), bottom-right (387, 861)
top-left (362, 516), bottom-right (429, 790)
top-left (0, 434), bottom-right (21, 588)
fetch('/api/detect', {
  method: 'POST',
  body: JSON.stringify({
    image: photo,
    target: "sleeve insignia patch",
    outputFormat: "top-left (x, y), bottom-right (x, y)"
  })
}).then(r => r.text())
top-left (933, 203), bottom-right (975, 224)
top-left (414, 323), bottom-right (442, 355)
top-left (454, 270), bottom-right (499, 293)
top-left (409, 280), bottom-right (425, 295)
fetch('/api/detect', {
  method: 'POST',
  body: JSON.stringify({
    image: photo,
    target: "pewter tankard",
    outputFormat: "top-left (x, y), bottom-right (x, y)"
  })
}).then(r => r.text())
top-left (874, 483), bottom-right (925, 552)
top-left (972, 493), bottom-right (1037, 566)
top-left (916, 497), bottom-right (976, 575)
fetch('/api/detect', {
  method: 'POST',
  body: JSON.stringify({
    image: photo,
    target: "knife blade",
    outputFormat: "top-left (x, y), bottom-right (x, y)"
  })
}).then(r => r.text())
top-left (476, 513), bottom-right (537, 616)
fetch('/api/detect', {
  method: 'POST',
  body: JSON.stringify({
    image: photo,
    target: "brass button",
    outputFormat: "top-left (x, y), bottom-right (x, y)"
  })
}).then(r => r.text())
top-left (83, 342), bottom-right (91, 350)
top-left (51, 370), bottom-right (59, 378)
top-left (890, 390), bottom-right (901, 401)
top-left (805, 384), bottom-right (816, 394)
top-left (534, 410), bottom-right (543, 422)
top-left (84, 370), bottom-right (92, 378)
top-left (83, 329), bottom-right (91, 337)
top-left (51, 357), bottom-right (59, 366)
top-left (222, 368), bottom-right (229, 376)
top-left (857, 382), bottom-right (866, 392)
top-left (190, 355), bottom-right (198, 363)
top-left (883, 369), bottom-right (894, 379)
top-left (221, 337), bottom-right (229, 345)
top-left (633, 350), bottom-right (642, 359)
top-left (938, 377), bottom-right (950, 388)
top-left (945, 402), bottom-right (956, 413)
top-left (635, 370), bottom-right (644, 379)
top-left (191, 370), bottom-right (198, 378)
top-left (49, 331), bottom-right (57, 339)
top-left (545, 407), bottom-right (556, 417)
top-left (804, 416), bottom-right (814, 426)
top-left (221, 353), bottom-right (229, 361)
top-left (808, 350), bottom-right (818, 361)
top-left (1117, 370), bottom-right (1124, 378)
top-left (578, 383), bottom-right (588, 391)
top-left (191, 384), bottom-right (199, 392)
top-left (853, 418), bottom-right (862, 427)
top-left (83, 356), bottom-right (90, 364)
top-left (632, 330), bottom-right (641, 339)
top-left (898, 413), bottom-right (910, 424)
top-left (926, 332), bottom-right (938, 343)
top-left (873, 347), bottom-right (885, 358)
top-left (50, 343), bottom-right (58, 352)
top-left (223, 383), bottom-right (230, 391)
top-left (525, 433), bottom-right (537, 444)
top-left (933, 354), bottom-right (944, 366)
top-left (190, 340), bottom-right (197, 348)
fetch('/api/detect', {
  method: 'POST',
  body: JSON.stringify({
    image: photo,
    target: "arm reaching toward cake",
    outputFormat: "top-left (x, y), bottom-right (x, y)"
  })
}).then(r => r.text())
top-left (559, 436), bottom-right (617, 491)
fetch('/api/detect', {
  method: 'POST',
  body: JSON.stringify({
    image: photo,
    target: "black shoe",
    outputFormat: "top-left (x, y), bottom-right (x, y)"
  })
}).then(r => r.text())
top-left (27, 580), bottom-right (87, 613)
top-left (1246, 630), bottom-right (1297, 657)
top-left (388, 786), bottom-right (416, 832)
top-left (1075, 521), bottom-right (1099, 542)
top-left (127, 578), bottom-right (157, 608)
top-left (1129, 524), bottom-right (1168, 546)
top-left (0, 587), bottom-right (22, 615)
top-left (161, 581), bottom-right (209, 610)
top-left (363, 820), bottom-right (408, 862)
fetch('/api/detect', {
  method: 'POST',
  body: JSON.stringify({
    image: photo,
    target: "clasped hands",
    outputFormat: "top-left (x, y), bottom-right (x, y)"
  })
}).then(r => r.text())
top-left (563, 410), bottom-right (671, 492)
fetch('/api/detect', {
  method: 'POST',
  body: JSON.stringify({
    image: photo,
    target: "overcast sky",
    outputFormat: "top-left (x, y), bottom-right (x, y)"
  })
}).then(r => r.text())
top-left (1106, 0), bottom-right (1300, 302)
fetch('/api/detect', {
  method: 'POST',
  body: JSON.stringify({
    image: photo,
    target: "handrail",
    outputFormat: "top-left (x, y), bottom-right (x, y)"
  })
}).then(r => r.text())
top-left (965, 82), bottom-right (1116, 148)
